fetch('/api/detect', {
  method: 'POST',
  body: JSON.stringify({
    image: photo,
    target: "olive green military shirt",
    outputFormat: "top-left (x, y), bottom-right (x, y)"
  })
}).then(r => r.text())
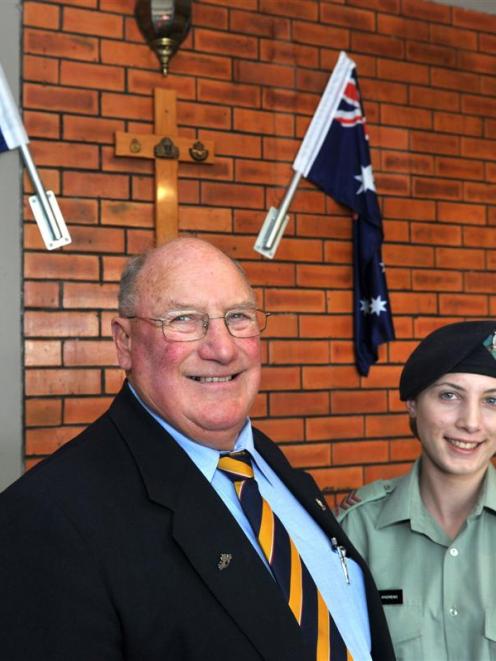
top-left (338, 460), bottom-right (496, 661)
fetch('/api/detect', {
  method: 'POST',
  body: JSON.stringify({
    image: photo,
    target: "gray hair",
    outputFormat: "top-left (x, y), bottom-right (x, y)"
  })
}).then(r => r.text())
top-left (118, 253), bottom-right (148, 317)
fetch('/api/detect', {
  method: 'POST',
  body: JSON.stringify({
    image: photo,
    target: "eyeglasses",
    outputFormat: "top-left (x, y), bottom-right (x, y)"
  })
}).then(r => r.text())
top-left (125, 309), bottom-right (271, 342)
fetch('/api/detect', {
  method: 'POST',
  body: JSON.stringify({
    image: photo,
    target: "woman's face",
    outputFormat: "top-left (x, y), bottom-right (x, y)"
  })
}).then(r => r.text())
top-left (407, 372), bottom-right (496, 482)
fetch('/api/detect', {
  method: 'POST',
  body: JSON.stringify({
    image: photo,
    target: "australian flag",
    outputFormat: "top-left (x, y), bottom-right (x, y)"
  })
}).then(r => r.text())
top-left (294, 52), bottom-right (394, 376)
top-left (0, 63), bottom-right (28, 154)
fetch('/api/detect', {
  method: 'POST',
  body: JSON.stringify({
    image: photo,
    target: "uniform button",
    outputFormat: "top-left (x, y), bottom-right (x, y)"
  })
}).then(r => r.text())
top-left (449, 547), bottom-right (459, 557)
top-left (449, 608), bottom-right (458, 617)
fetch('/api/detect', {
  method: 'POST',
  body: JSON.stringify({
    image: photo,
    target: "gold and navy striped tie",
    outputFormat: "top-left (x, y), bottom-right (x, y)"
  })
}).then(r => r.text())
top-left (218, 451), bottom-right (352, 661)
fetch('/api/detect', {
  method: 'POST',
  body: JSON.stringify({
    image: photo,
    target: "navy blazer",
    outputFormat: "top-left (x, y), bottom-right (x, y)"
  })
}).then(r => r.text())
top-left (0, 384), bottom-right (394, 660)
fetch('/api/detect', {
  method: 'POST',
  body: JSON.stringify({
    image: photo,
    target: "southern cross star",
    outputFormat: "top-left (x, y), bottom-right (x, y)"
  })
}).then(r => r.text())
top-left (354, 164), bottom-right (376, 195)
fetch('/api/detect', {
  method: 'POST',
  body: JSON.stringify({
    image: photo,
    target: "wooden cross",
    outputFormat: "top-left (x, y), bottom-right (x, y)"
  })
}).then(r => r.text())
top-left (114, 88), bottom-right (215, 245)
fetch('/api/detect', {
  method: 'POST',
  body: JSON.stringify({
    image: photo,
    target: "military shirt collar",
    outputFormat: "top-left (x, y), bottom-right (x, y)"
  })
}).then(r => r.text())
top-left (377, 459), bottom-right (496, 530)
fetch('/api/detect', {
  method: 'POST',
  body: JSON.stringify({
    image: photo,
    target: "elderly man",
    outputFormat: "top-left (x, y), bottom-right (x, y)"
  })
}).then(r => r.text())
top-left (0, 238), bottom-right (394, 661)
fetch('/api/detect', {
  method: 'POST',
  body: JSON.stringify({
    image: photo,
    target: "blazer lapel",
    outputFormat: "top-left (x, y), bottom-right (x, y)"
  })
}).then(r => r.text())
top-left (109, 386), bottom-right (307, 661)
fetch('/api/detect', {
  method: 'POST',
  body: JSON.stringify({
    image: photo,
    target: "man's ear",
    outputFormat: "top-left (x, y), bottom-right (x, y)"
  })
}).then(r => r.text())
top-left (406, 399), bottom-right (417, 418)
top-left (112, 317), bottom-right (132, 371)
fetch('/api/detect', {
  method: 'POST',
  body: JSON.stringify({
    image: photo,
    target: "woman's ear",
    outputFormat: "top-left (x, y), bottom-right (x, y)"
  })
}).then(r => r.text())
top-left (406, 399), bottom-right (417, 418)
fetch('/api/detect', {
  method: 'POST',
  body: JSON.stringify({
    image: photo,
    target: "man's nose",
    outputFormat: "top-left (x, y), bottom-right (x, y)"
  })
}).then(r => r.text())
top-left (198, 317), bottom-right (237, 362)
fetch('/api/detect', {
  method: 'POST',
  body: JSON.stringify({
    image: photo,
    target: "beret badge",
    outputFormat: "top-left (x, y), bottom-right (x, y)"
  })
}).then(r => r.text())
top-left (483, 330), bottom-right (496, 361)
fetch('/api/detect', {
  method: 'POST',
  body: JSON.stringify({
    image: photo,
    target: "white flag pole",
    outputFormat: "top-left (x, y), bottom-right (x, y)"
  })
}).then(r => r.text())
top-left (254, 51), bottom-right (355, 259)
top-left (0, 63), bottom-right (71, 251)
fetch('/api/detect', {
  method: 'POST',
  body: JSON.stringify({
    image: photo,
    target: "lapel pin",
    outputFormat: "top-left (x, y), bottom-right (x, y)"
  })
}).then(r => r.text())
top-left (315, 497), bottom-right (327, 511)
top-left (217, 553), bottom-right (232, 571)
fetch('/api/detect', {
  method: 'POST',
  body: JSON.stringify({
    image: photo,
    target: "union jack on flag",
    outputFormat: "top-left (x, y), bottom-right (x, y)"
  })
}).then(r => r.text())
top-left (293, 51), bottom-right (395, 376)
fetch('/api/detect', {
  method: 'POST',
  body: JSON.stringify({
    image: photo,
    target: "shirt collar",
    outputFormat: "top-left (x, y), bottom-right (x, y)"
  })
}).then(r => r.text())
top-left (126, 382), bottom-right (260, 484)
top-left (471, 463), bottom-right (496, 517)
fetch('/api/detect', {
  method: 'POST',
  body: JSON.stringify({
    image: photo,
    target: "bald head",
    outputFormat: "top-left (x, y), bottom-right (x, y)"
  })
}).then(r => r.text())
top-left (118, 238), bottom-right (252, 318)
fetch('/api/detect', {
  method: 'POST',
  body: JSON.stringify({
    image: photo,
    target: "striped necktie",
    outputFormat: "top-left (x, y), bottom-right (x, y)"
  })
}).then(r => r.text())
top-left (218, 451), bottom-right (352, 661)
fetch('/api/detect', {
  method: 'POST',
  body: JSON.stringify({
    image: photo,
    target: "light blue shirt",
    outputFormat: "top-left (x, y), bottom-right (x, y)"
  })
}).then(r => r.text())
top-left (129, 385), bottom-right (372, 660)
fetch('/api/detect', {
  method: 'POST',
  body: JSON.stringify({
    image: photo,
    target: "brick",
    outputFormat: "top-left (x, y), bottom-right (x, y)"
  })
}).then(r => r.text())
top-left (407, 41), bottom-right (455, 67)
top-left (380, 104), bottom-right (431, 130)
top-left (63, 171), bottom-right (129, 199)
top-left (202, 182), bottom-right (263, 209)
top-left (127, 229), bottom-right (154, 254)
top-left (351, 32), bottom-right (403, 59)
top-left (464, 272), bottom-right (496, 294)
top-left (302, 366), bottom-right (359, 390)
top-left (265, 288), bottom-right (326, 312)
top-left (24, 110), bottom-right (60, 139)
top-left (259, 366), bottom-right (301, 391)
top-left (480, 33), bottom-right (496, 56)
top-left (63, 7), bottom-right (123, 38)
top-left (102, 92), bottom-right (152, 121)
top-left (307, 416), bottom-right (364, 441)
top-left (170, 51), bottom-right (232, 81)
top-left (105, 368), bottom-right (125, 394)
top-left (64, 396), bottom-right (113, 424)
top-left (127, 70), bottom-right (195, 99)
top-left (195, 28), bottom-right (257, 59)
top-left (60, 61), bottom-right (124, 91)
top-left (453, 6), bottom-right (496, 33)
top-left (26, 426), bottom-right (84, 455)
top-left (390, 439), bottom-right (421, 462)
top-left (179, 206), bottom-right (232, 233)
top-left (25, 28), bottom-right (98, 61)
top-left (30, 140), bottom-right (98, 169)
top-left (26, 368), bottom-right (101, 396)
top-left (25, 252), bottom-right (99, 280)
top-left (413, 178), bottom-right (462, 201)
top-left (25, 340), bottom-right (61, 366)
top-left (377, 59), bottom-right (428, 84)
top-left (431, 23), bottom-right (478, 50)
top-left (364, 463), bottom-right (411, 482)
top-left (321, 3), bottom-right (375, 30)
top-left (24, 1), bottom-right (60, 28)
top-left (431, 68), bottom-right (479, 96)
top-left (412, 269), bottom-right (462, 291)
top-left (24, 281), bottom-right (59, 308)
top-left (434, 112), bottom-right (482, 137)
top-left (412, 222), bottom-right (461, 246)
top-left (25, 398), bottom-right (62, 426)
top-left (253, 418), bottom-right (303, 442)
top-left (100, 0), bottom-right (134, 11)
top-left (464, 183), bottom-right (496, 206)
top-left (197, 80), bottom-right (260, 109)
top-left (333, 439), bottom-right (389, 465)
top-left (24, 54), bottom-right (59, 84)
top-left (102, 256), bottom-right (128, 282)
top-left (381, 151), bottom-right (433, 175)
top-left (270, 392), bottom-right (328, 417)
top-left (294, 21), bottom-right (350, 50)
top-left (383, 244), bottom-right (434, 267)
top-left (235, 159), bottom-right (291, 187)
top-left (462, 94), bottom-right (496, 117)
top-left (194, 3), bottom-right (228, 29)
top-left (378, 14), bottom-right (429, 40)
top-left (63, 116), bottom-right (122, 144)
top-left (383, 198), bottom-right (435, 221)
top-left (25, 82), bottom-right (98, 115)
top-left (312, 466), bottom-right (365, 494)
top-left (402, 0), bottom-right (450, 21)
top-left (242, 261), bottom-right (295, 287)
top-left (49, 0), bottom-right (97, 6)
top-left (439, 294), bottom-right (488, 316)
top-left (269, 340), bottom-right (329, 365)
top-left (461, 136), bottom-right (496, 160)
top-left (282, 443), bottom-right (331, 469)
top-left (230, 10), bottom-right (290, 38)
top-left (63, 283), bottom-right (118, 309)
top-left (435, 247), bottom-right (485, 270)
top-left (366, 413), bottom-right (410, 438)
top-left (389, 291), bottom-right (437, 314)
top-left (361, 78), bottom-right (407, 105)
top-left (64, 340), bottom-right (117, 366)
top-left (200, 130), bottom-right (261, 159)
top-left (332, 391), bottom-right (388, 415)
top-left (101, 40), bottom-right (157, 69)
top-left (260, 40), bottom-right (318, 68)
top-left (296, 264), bottom-right (351, 289)
top-left (436, 156), bottom-right (483, 181)
top-left (410, 86), bottom-right (460, 112)
top-left (24, 311), bottom-right (99, 337)
top-left (458, 51), bottom-right (496, 77)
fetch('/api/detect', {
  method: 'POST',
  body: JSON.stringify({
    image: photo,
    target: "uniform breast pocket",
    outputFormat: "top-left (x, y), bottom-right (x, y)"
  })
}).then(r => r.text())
top-left (484, 607), bottom-right (496, 649)
top-left (384, 604), bottom-right (423, 661)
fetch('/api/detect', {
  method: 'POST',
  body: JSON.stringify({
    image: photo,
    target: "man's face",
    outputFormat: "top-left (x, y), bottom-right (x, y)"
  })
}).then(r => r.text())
top-left (407, 372), bottom-right (496, 482)
top-left (113, 242), bottom-right (261, 450)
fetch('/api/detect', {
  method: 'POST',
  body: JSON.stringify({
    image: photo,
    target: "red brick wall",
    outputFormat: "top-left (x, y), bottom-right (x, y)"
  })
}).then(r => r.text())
top-left (22, 0), bottom-right (496, 504)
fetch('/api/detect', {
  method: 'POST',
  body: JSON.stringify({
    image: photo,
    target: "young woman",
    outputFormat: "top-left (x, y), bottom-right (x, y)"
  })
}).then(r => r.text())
top-left (338, 320), bottom-right (496, 661)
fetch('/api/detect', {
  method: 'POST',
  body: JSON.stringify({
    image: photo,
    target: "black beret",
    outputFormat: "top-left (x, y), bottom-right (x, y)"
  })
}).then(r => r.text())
top-left (399, 320), bottom-right (496, 401)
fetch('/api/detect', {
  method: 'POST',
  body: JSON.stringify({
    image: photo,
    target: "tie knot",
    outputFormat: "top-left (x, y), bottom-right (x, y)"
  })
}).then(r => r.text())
top-left (218, 451), bottom-right (254, 482)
